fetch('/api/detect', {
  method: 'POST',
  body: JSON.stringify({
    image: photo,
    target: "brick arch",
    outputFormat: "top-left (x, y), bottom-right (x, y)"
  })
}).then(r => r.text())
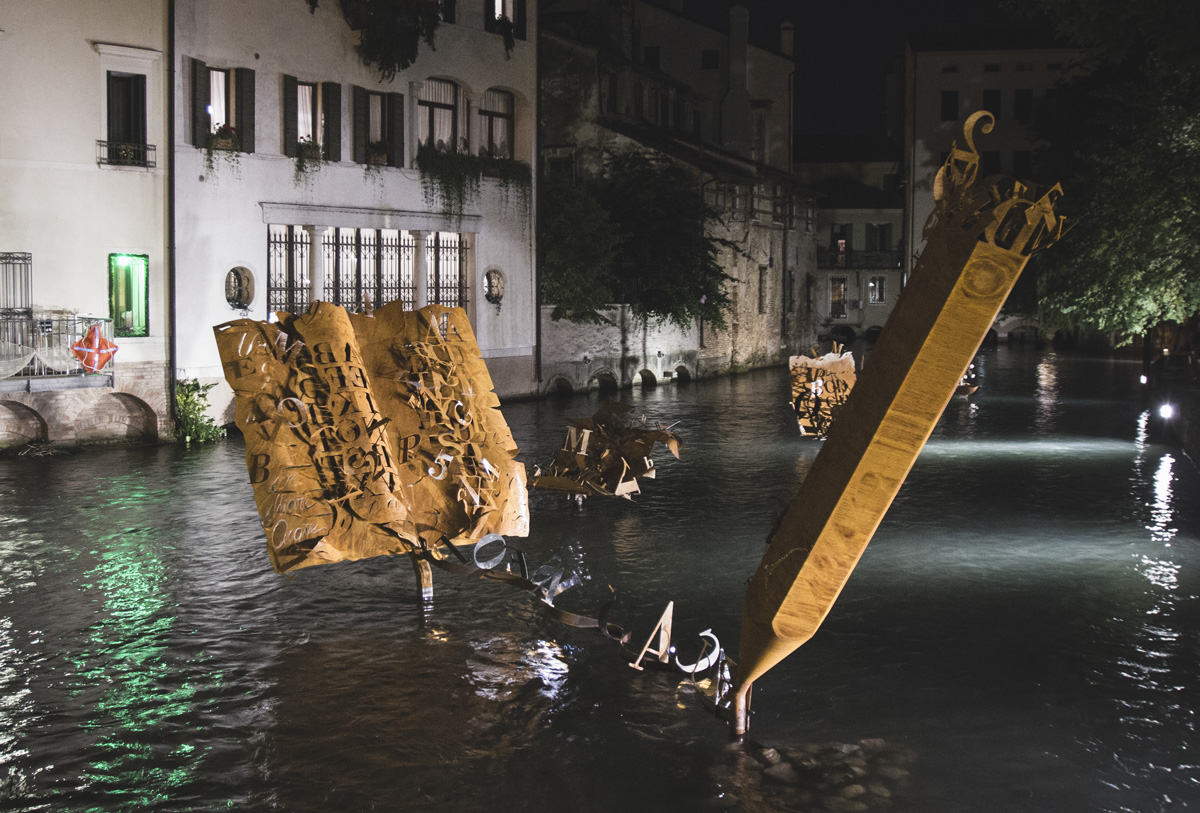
top-left (74, 392), bottom-right (159, 443)
top-left (115, 380), bottom-right (171, 437)
top-left (0, 399), bottom-right (48, 449)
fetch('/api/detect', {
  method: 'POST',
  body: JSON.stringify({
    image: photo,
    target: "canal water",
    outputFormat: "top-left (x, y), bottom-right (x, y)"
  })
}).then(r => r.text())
top-left (1, 346), bottom-right (1197, 812)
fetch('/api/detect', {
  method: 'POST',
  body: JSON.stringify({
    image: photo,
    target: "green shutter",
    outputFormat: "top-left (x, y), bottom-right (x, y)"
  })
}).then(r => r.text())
top-left (386, 93), bottom-right (404, 168)
top-left (353, 86), bottom-right (368, 164)
top-left (192, 58), bottom-right (209, 147)
top-left (235, 67), bottom-right (255, 153)
top-left (322, 82), bottom-right (341, 161)
top-left (283, 74), bottom-right (298, 157)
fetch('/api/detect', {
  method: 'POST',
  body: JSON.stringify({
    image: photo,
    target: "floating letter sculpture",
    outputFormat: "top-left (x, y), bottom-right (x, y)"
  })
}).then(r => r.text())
top-left (214, 301), bottom-right (528, 576)
top-left (730, 112), bottom-right (1068, 734)
top-left (790, 346), bottom-right (856, 437)
top-left (530, 402), bottom-right (681, 499)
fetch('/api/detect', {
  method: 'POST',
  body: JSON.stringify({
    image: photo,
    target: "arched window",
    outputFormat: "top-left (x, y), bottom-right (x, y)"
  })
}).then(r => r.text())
top-left (478, 89), bottom-right (514, 159)
top-left (418, 79), bottom-right (463, 154)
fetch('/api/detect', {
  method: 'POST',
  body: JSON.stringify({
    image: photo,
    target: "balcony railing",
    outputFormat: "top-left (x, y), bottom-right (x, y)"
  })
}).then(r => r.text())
top-left (0, 313), bottom-right (115, 381)
top-left (817, 248), bottom-right (902, 270)
top-left (96, 140), bottom-right (157, 168)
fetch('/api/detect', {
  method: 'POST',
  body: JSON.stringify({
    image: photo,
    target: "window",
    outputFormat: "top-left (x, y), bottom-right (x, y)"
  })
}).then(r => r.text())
top-left (267, 225), bottom-right (311, 315)
top-left (478, 89), bottom-right (514, 159)
top-left (941, 64), bottom-right (959, 73)
top-left (753, 109), bottom-right (767, 162)
top-left (1015, 63), bottom-right (1033, 72)
top-left (283, 76), bottom-right (341, 160)
top-left (940, 90), bottom-right (959, 121)
top-left (191, 59), bottom-right (256, 152)
top-left (109, 254), bottom-right (149, 338)
top-left (757, 267), bottom-right (767, 314)
top-left (418, 78), bottom-right (462, 153)
top-left (1013, 150), bottom-right (1034, 178)
top-left (485, 0), bottom-right (526, 40)
top-left (701, 49), bottom-right (719, 70)
top-left (865, 223), bottom-right (892, 251)
top-left (1046, 61), bottom-right (1064, 71)
top-left (830, 223), bottom-right (850, 254)
top-left (983, 63), bottom-right (1001, 72)
top-left (322, 228), bottom-right (415, 310)
top-left (830, 277), bottom-right (847, 319)
top-left (983, 88), bottom-right (1001, 118)
top-left (440, 0), bottom-right (456, 22)
top-left (643, 45), bottom-right (660, 70)
top-left (353, 87), bottom-right (404, 167)
top-left (868, 276), bottom-right (886, 305)
top-left (484, 269), bottom-right (504, 305)
top-left (981, 150), bottom-right (1001, 177)
top-left (427, 232), bottom-right (468, 309)
top-left (1014, 88), bottom-right (1034, 123)
top-left (601, 72), bottom-right (618, 113)
top-left (105, 71), bottom-right (149, 166)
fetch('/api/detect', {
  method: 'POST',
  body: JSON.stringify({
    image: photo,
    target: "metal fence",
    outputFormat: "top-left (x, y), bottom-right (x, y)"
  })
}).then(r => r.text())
top-left (95, 140), bottom-right (157, 168)
top-left (0, 314), bottom-right (115, 379)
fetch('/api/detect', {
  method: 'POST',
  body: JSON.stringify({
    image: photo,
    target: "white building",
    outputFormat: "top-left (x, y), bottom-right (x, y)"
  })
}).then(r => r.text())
top-left (900, 32), bottom-right (1082, 284)
top-left (0, 1), bottom-right (172, 447)
top-left (175, 0), bottom-right (539, 421)
top-left (795, 136), bottom-right (904, 344)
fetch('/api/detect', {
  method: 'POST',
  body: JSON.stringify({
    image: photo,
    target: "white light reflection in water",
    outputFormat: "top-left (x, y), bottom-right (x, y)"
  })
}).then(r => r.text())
top-left (1034, 355), bottom-right (1060, 435)
top-left (466, 637), bottom-right (570, 702)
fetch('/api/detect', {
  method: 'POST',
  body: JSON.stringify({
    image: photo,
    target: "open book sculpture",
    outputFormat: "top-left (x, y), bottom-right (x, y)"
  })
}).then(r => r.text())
top-left (530, 402), bottom-right (681, 499)
top-left (214, 302), bottom-right (528, 588)
top-left (728, 112), bottom-right (1068, 735)
top-left (790, 346), bottom-right (856, 438)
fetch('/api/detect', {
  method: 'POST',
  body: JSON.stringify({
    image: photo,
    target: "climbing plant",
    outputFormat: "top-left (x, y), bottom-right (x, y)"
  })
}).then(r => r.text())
top-left (305, 0), bottom-right (442, 80)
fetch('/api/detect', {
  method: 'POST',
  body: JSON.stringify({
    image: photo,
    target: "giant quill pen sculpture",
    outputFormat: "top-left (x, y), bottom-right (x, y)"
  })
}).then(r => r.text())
top-left (730, 112), bottom-right (1068, 735)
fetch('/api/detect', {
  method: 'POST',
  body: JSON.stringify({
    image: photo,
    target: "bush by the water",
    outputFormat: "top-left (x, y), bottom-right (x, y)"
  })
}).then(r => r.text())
top-left (175, 378), bottom-right (225, 445)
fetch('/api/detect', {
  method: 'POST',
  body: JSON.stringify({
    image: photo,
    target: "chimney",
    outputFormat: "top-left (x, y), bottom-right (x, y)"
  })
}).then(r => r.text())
top-left (780, 21), bottom-right (794, 58)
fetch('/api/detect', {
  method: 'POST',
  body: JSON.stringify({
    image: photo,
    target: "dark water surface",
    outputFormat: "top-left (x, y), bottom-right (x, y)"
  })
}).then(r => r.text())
top-left (1, 346), bottom-right (1197, 812)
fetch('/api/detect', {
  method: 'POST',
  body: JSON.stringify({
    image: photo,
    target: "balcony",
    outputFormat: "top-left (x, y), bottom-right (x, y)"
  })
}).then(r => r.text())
top-left (0, 313), bottom-right (116, 392)
top-left (817, 248), bottom-right (902, 270)
top-left (96, 140), bottom-right (157, 168)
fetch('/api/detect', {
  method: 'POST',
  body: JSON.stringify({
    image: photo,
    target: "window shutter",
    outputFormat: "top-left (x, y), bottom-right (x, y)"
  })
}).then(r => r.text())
top-left (352, 86), bottom-right (368, 164)
top-left (322, 82), bottom-right (342, 161)
top-left (235, 67), bottom-right (256, 153)
top-left (515, 0), bottom-right (526, 39)
top-left (132, 73), bottom-right (147, 145)
top-left (191, 58), bottom-right (209, 147)
top-left (386, 93), bottom-right (404, 168)
top-left (484, 0), bottom-right (495, 33)
top-left (283, 74), bottom-right (298, 157)
top-left (442, 0), bottom-right (456, 23)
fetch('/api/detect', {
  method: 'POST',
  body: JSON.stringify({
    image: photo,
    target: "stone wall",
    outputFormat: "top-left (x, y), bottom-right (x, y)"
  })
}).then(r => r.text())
top-left (0, 361), bottom-right (171, 449)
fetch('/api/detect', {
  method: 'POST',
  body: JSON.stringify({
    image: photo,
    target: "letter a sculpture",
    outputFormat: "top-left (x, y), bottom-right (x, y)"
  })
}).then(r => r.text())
top-left (730, 112), bottom-right (1068, 735)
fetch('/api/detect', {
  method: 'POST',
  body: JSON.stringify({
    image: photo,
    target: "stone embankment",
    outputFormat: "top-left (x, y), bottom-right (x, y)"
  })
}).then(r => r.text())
top-left (710, 736), bottom-right (915, 811)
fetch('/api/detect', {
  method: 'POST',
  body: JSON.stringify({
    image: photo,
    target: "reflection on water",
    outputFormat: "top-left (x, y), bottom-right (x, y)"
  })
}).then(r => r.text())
top-left (0, 345), bottom-right (1196, 812)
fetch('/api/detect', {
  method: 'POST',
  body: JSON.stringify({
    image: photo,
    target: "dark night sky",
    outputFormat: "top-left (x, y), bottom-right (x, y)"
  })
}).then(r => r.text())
top-left (736, 0), bottom-right (1021, 135)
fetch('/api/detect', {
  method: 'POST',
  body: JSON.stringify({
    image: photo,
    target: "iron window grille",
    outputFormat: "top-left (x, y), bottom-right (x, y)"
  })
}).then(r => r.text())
top-left (322, 228), bottom-right (414, 310)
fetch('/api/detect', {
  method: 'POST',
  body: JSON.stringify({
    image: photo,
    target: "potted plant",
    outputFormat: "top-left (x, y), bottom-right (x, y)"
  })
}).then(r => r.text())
top-left (203, 123), bottom-right (241, 178)
top-left (294, 136), bottom-right (324, 184)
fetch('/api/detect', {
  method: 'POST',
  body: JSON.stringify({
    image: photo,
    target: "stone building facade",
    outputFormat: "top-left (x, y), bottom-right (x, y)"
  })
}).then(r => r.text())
top-left (537, 0), bottom-right (817, 393)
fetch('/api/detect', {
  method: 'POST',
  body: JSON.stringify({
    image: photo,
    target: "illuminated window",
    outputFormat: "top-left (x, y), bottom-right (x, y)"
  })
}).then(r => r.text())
top-left (418, 78), bottom-right (461, 153)
top-left (478, 89), bottom-right (514, 159)
top-left (109, 254), bottom-right (149, 338)
top-left (283, 76), bottom-right (341, 160)
top-left (353, 87), bottom-right (404, 166)
top-left (485, 0), bottom-right (526, 39)
top-left (190, 59), bottom-right (255, 151)
top-left (868, 276), bottom-right (886, 305)
top-left (829, 277), bottom-right (847, 319)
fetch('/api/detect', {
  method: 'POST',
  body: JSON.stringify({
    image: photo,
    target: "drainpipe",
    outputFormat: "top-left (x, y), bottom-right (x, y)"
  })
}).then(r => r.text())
top-left (534, 14), bottom-right (542, 387)
top-left (167, 0), bottom-right (178, 430)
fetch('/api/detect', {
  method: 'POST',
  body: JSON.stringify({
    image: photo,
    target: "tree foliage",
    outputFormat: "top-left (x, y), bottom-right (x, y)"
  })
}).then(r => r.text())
top-left (538, 151), bottom-right (735, 329)
top-left (306, 0), bottom-right (441, 81)
top-left (1007, 0), bottom-right (1200, 341)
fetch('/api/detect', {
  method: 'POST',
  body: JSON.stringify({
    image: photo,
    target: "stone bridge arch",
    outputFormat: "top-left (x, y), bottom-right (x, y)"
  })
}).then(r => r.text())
top-left (0, 399), bottom-right (48, 449)
top-left (995, 314), bottom-right (1040, 342)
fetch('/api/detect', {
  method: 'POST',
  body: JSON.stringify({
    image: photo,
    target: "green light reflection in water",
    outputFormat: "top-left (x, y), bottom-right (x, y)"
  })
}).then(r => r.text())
top-left (65, 478), bottom-right (211, 811)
